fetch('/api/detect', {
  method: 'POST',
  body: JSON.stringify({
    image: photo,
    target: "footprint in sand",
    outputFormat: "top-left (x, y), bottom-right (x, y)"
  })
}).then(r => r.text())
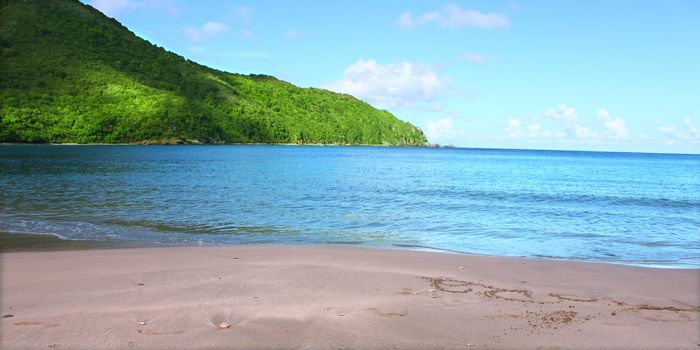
top-left (421, 275), bottom-right (700, 322)
top-left (548, 293), bottom-right (598, 303)
top-left (421, 277), bottom-right (474, 294)
top-left (629, 304), bottom-right (700, 313)
top-left (484, 287), bottom-right (534, 302)
top-left (137, 329), bottom-right (184, 335)
top-left (421, 276), bottom-right (538, 303)
top-left (367, 308), bottom-right (406, 318)
top-left (14, 321), bottom-right (59, 328)
top-left (216, 255), bottom-right (239, 260)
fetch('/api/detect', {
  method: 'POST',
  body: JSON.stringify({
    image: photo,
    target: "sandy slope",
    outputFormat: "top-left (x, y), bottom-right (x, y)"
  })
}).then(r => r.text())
top-left (1, 245), bottom-right (698, 349)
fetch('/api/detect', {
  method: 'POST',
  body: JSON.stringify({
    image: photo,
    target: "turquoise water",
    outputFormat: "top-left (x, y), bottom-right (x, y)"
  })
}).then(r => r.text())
top-left (1, 145), bottom-right (698, 267)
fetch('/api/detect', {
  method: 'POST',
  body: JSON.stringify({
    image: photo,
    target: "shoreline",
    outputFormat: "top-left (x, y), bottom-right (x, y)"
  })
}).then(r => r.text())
top-left (2, 245), bottom-right (698, 349)
top-left (3, 142), bottom-right (700, 156)
top-left (1, 231), bottom-right (697, 270)
top-left (0, 142), bottom-right (426, 147)
top-left (0, 232), bottom-right (148, 252)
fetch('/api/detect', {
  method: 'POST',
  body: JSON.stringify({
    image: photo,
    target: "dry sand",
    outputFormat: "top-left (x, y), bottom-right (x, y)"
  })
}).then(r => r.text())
top-left (1, 245), bottom-right (698, 349)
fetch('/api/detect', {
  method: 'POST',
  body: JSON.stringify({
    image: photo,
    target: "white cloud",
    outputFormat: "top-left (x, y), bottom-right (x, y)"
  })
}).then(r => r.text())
top-left (598, 108), bottom-right (629, 140)
top-left (184, 22), bottom-right (228, 42)
top-left (597, 108), bottom-right (610, 120)
top-left (684, 117), bottom-right (700, 139)
top-left (395, 12), bottom-right (415, 29)
top-left (528, 123), bottom-right (542, 133)
top-left (462, 53), bottom-right (491, 63)
top-left (545, 104), bottom-right (577, 122)
top-left (602, 119), bottom-right (628, 139)
top-left (395, 4), bottom-right (509, 30)
top-left (571, 123), bottom-right (597, 139)
top-left (426, 118), bottom-right (453, 138)
top-left (505, 118), bottom-right (521, 138)
top-left (425, 118), bottom-right (464, 143)
top-left (505, 106), bottom-right (635, 142)
top-left (660, 118), bottom-right (700, 144)
top-left (504, 117), bottom-right (523, 137)
top-left (233, 5), bottom-right (255, 23)
top-left (322, 59), bottom-right (446, 109)
top-left (284, 30), bottom-right (303, 39)
top-left (659, 125), bottom-right (675, 133)
top-left (505, 118), bottom-right (567, 139)
top-left (90, 0), bottom-right (179, 17)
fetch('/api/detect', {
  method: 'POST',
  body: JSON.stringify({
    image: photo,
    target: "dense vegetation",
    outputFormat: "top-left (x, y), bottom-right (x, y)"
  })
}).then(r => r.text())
top-left (0, 0), bottom-right (427, 145)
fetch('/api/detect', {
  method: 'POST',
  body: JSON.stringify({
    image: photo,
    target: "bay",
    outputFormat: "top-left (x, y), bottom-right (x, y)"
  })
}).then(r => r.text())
top-left (1, 145), bottom-right (698, 267)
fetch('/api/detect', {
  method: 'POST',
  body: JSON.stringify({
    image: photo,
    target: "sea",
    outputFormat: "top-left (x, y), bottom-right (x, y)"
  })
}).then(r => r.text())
top-left (1, 145), bottom-right (698, 268)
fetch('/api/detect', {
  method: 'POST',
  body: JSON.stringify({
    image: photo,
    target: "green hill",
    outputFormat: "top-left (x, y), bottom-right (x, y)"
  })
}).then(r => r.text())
top-left (0, 0), bottom-right (427, 145)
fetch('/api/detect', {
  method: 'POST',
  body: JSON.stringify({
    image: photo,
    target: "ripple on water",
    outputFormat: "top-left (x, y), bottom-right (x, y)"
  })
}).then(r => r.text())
top-left (1, 145), bottom-right (698, 268)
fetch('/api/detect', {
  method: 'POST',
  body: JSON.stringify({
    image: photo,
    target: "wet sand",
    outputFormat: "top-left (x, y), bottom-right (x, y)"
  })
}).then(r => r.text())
top-left (1, 245), bottom-right (698, 349)
top-left (0, 232), bottom-right (130, 252)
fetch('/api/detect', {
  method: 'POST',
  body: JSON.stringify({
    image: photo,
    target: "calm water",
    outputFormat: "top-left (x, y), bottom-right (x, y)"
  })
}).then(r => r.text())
top-left (1, 145), bottom-right (699, 267)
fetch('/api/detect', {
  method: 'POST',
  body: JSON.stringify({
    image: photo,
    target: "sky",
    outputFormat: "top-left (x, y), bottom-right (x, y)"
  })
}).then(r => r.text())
top-left (84, 0), bottom-right (700, 153)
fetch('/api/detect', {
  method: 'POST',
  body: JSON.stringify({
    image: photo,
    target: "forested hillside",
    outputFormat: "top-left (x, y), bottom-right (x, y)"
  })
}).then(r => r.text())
top-left (0, 0), bottom-right (428, 145)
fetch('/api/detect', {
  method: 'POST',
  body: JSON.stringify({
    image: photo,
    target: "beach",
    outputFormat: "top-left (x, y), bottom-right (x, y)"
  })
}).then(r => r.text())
top-left (1, 244), bottom-right (698, 349)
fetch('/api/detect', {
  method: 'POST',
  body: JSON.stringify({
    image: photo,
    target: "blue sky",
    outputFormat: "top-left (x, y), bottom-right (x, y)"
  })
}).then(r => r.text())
top-left (85, 0), bottom-right (700, 153)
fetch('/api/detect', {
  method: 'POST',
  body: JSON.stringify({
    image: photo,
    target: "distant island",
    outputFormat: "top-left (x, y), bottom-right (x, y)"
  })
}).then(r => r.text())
top-left (0, 0), bottom-right (428, 146)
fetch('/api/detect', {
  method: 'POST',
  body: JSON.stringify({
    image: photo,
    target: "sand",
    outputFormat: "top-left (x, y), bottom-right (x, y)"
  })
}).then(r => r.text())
top-left (1, 245), bottom-right (698, 349)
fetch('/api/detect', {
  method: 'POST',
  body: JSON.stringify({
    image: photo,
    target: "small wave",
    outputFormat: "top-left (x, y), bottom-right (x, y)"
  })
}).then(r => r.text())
top-left (1, 229), bottom-right (69, 240)
top-left (104, 219), bottom-right (287, 236)
top-left (616, 259), bottom-right (682, 263)
top-left (392, 188), bottom-right (700, 210)
top-left (391, 243), bottom-right (467, 255)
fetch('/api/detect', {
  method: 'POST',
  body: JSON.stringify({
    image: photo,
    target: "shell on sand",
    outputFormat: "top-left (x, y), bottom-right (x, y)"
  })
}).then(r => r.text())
top-left (218, 322), bottom-right (230, 329)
